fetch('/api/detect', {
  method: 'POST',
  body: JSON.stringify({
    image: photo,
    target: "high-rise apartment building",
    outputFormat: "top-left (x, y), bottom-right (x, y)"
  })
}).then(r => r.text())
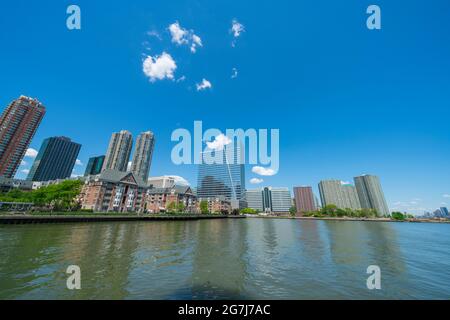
top-left (318, 180), bottom-right (361, 210)
top-left (102, 130), bottom-right (133, 172)
top-left (131, 131), bottom-right (155, 181)
top-left (27, 136), bottom-right (81, 181)
top-left (293, 186), bottom-right (316, 214)
top-left (354, 174), bottom-right (390, 216)
top-left (246, 187), bottom-right (292, 213)
top-left (0, 96), bottom-right (46, 178)
top-left (197, 143), bottom-right (246, 209)
top-left (84, 155), bottom-right (105, 176)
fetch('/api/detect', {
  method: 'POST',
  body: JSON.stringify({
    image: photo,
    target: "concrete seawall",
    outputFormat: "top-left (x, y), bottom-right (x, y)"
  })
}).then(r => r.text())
top-left (0, 214), bottom-right (245, 225)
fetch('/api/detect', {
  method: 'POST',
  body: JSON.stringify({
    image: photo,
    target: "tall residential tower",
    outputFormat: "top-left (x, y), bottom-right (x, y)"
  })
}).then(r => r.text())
top-left (0, 96), bottom-right (45, 178)
top-left (354, 174), bottom-right (389, 216)
top-left (318, 180), bottom-right (361, 210)
top-left (131, 131), bottom-right (155, 181)
top-left (102, 130), bottom-right (133, 172)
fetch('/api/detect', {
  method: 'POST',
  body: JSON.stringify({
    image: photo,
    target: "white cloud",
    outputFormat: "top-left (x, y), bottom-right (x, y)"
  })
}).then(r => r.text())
top-left (75, 159), bottom-right (83, 166)
top-left (25, 148), bottom-right (38, 158)
top-left (71, 173), bottom-right (83, 178)
top-left (231, 19), bottom-right (245, 37)
top-left (169, 21), bottom-right (189, 45)
top-left (252, 166), bottom-right (276, 176)
top-left (231, 67), bottom-right (238, 79)
top-left (196, 78), bottom-right (212, 91)
top-left (147, 30), bottom-right (162, 40)
top-left (143, 52), bottom-right (177, 82)
top-left (21, 169), bottom-right (30, 174)
top-left (443, 194), bottom-right (450, 198)
top-left (250, 178), bottom-right (264, 184)
top-left (176, 75), bottom-right (186, 82)
top-left (21, 160), bottom-right (27, 166)
top-left (206, 134), bottom-right (231, 151)
top-left (171, 176), bottom-right (190, 186)
top-left (191, 34), bottom-right (203, 53)
top-left (169, 21), bottom-right (202, 53)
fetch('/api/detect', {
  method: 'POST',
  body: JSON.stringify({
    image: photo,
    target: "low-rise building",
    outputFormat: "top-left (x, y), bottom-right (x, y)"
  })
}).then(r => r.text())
top-left (79, 169), bottom-right (147, 213)
top-left (144, 185), bottom-right (197, 213)
top-left (198, 196), bottom-right (232, 214)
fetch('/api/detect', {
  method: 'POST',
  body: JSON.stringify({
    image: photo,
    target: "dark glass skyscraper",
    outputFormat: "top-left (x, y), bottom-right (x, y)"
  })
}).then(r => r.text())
top-left (197, 143), bottom-right (245, 209)
top-left (27, 136), bottom-right (81, 181)
top-left (0, 96), bottom-right (45, 178)
top-left (84, 155), bottom-right (105, 176)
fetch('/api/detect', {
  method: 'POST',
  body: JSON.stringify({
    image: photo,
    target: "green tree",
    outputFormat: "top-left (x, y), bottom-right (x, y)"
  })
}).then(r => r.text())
top-left (391, 212), bottom-right (405, 220)
top-left (289, 206), bottom-right (297, 216)
top-left (177, 202), bottom-right (186, 213)
top-left (241, 208), bottom-right (258, 214)
top-left (200, 201), bottom-right (209, 214)
top-left (166, 201), bottom-right (177, 213)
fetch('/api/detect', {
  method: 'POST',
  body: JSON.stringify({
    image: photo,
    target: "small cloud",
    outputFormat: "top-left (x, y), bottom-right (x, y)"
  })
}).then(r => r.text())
top-left (21, 169), bottom-right (30, 174)
top-left (176, 75), bottom-right (186, 82)
top-left (196, 78), bottom-right (212, 91)
top-left (206, 134), bottom-right (231, 151)
top-left (231, 19), bottom-right (245, 37)
top-left (250, 178), bottom-right (264, 184)
top-left (25, 148), bottom-right (38, 158)
top-left (441, 202), bottom-right (448, 205)
top-left (21, 160), bottom-right (27, 166)
top-left (252, 166), bottom-right (276, 176)
top-left (75, 159), bottom-right (83, 166)
top-left (443, 194), bottom-right (450, 198)
top-left (169, 21), bottom-right (202, 53)
top-left (71, 173), bottom-right (83, 178)
top-left (143, 52), bottom-right (177, 82)
top-left (231, 67), bottom-right (238, 79)
top-left (147, 30), bottom-right (162, 40)
top-left (191, 34), bottom-right (203, 53)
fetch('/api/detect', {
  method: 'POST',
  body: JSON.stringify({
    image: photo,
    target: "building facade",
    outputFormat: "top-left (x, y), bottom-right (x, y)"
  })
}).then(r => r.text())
top-left (293, 186), bottom-right (316, 215)
top-left (102, 130), bottom-right (133, 172)
top-left (246, 187), bottom-right (292, 214)
top-left (84, 155), bottom-right (105, 176)
top-left (79, 170), bottom-right (147, 213)
top-left (197, 143), bottom-right (246, 209)
top-left (354, 174), bottom-right (389, 216)
top-left (318, 180), bottom-right (361, 210)
top-left (0, 96), bottom-right (46, 178)
top-left (144, 186), bottom-right (196, 213)
top-left (131, 131), bottom-right (155, 181)
top-left (197, 196), bottom-right (232, 214)
top-left (26, 136), bottom-right (81, 181)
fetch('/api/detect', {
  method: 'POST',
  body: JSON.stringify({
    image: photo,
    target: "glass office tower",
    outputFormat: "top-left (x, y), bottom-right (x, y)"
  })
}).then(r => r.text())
top-left (27, 136), bottom-right (81, 181)
top-left (197, 142), bottom-right (246, 209)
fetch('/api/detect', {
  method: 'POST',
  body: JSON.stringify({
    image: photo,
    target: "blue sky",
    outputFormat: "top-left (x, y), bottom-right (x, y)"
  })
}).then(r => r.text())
top-left (1, 0), bottom-right (449, 214)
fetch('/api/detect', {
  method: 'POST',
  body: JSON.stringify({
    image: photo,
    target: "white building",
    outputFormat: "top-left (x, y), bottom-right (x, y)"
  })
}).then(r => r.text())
top-left (245, 187), bottom-right (292, 214)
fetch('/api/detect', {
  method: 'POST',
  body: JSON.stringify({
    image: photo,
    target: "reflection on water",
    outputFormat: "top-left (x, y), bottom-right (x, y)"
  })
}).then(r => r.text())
top-left (0, 219), bottom-right (449, 299)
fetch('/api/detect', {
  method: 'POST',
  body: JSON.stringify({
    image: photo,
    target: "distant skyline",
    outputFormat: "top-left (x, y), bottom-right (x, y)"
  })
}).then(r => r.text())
top-left (1, 0), bottom-right (449, 214)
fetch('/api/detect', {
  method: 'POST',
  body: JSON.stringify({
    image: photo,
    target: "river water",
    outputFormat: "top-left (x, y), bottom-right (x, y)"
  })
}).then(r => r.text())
top-left (0, 218), bottom-right (449, 299)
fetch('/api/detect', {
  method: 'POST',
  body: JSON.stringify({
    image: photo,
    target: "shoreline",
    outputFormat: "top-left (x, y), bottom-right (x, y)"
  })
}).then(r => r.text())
top-left (246, 215), bottom-right (450, 224)
top-left (0, 214), bottom-right (244, 225)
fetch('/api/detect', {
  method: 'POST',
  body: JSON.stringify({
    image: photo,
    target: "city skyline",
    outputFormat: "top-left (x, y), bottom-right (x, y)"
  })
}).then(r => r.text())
top-left (1, 1), bottom-right (449, 214)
